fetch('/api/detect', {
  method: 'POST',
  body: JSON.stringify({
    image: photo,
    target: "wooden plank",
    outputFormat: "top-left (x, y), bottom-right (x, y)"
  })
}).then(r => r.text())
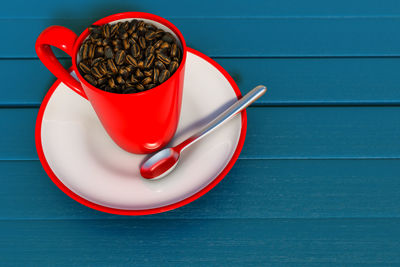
top-left (2, 107), bottom-right (400, 160)
top-left (2, 0), bottom-right (400, 18)
top-left (2, 159), bottom-right (400, 219)
top-left (4, 57), bottom-right (400, 106)
top-left (1, 218), bottom-right (399, 266)
top-left (4, 17), bottom-right (400, 58)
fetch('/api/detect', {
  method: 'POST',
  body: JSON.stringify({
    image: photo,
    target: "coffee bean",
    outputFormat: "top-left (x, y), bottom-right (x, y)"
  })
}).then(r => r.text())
top-left (99, 63), bottom-right (108, 75)
top-left (153, 68), bottom-right (159, 82)
top-left (130, 75), bottom-right (139, 84)
top-left (127, 21), bottom-right (137, 34)
top-left (89, 25), bottom-right (101, 35)
top-left (125, 54), bottom-right (138, 67)
top-left (80, 19), bottom-right (183, 93)
top-left (156, 53), bottom-right (171, 65)
top-left (145, 46), bottom-right (155, 57)
top-left (145, 31), bottom-right (157, 41)
top-left (146, 24), bottom-right (156, 31)
top-left (79, 62), bottom-right (91, 74)
top-left (135, 68), bottom-right (144, 79)
top-left (110, 23), bottom-right (120, 37)
top-left (108, 77), bottom-right (116, 88)
top-left (169, 60), bottom-right (179, 73)
top-left (79, 44), bottom-right (84, 58)
top-left (92, 36), bottom-right (101, 43)
top-left (122, 39), bottom-right (130, 50)
top-left (96, 46), bottom-right (104, 57)
top-left (144, 69), bottom-right (153, 77)
top-left (84, 74), bottom-right (97, 86)
top-left (136, 83), bottom-right (145, 91)
top-left (130, 42), bottom-right (140, 58)
top-left (144, 54), bottom-right (155, 69)
top-left (160, 42), bottom-right (170, 50)
top-left (128, 37), bottom-right (136, 46)
top-left (131, 32), bottom-right (139, 40)
top-left (154, 40), bottom-right (163, 49)
top-left (155, 60), bottom-right (166, 70)
top-left (137, 61), bottom-right (144, 70)
top-left (155, 29), bottom-right (164, 38)
top-left (91, 66), bottom-right (103, 78)
top-left (115, 50), bottom-right (126, 65)
top-left (139, 36), bottom-right (146, 50)
top-left (112, 39), bottom-right (121, 48)
top-left (91, 57), bottom-right (103, 66)
top-left (122, 21), bottom-right (129, 30)
top-left (170, 43), bottom-right (178, 57)
top-left (102, 24), bottom-right (110, 38)
top-left (97, 77), bottom-right (107, 85)
top-left (125, 80), bottom-right (135, 87)
top-left (123, 88), bottom-right (136, 94)
top-left (119, 67), bottom-right (129, 78)
top-left (104, 46), bottom-right (113, 59)
top-left (119, 29), bottom-right (128, 40)
top-left (102, 38), bottom-right (111, 46)
top-left (146, 83), bottom-right (156, 90)
top-left (137, 23), bottom-right (145, 34)
top-left (162, 32), bottom-right (174, 43)
top-left (142, 77), bottom-right (152, 85)
top-left (81, 43), bottom-right (89, 60)
top-left (125, 65), bottom-right (134, 73)
top-left (116, 75), bottom-right (125, 84)
top-left (159, 69), bottom-right (170, 83)
top-left (107, 59), bottom-right (118, 74)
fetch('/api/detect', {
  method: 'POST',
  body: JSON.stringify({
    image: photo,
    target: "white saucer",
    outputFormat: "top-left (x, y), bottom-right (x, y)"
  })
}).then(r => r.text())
top-left (35, 48), bottom-right (247, 215)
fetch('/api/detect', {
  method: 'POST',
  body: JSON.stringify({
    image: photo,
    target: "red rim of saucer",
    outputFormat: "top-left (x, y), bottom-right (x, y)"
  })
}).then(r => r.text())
top-left (35, 47), bottom-right (247, 215)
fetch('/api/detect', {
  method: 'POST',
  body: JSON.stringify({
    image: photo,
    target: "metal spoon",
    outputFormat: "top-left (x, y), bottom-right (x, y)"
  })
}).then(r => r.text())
top-left (140, 85), bottom-right (267, 179)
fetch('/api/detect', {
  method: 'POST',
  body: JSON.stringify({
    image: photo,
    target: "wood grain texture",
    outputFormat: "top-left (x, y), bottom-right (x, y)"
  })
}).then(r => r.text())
top-left (1, 219), bottom-right (399, 266)
top-left (2, 0), bottom-right (400, 18)
top-left (2, 107), bottom-right (400, 160)
top-left (3, 17), bottom-right (400, 58)
top-left (4, 57), bottom-right (400, 106)
top-left (1, 159), bottom-right (400, 220)
top-left (2, 1), bottom-right (400, 265)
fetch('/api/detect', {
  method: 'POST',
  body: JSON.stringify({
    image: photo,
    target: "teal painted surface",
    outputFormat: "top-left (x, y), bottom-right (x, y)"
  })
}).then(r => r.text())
top-left (4, 18), bottom-right (400, 57)
top-left (1, 0), bottom-right (400, 265)
top-left (2, 159), bottom-right (400, 220)
top-left (3, 0), bottom-right (400, 18)
top-left (5, 58), bottom-right (400, 106)
top-left (1, 107), bottom-right (400, 160)
top-left (2, 219), bottom-right (400, 266)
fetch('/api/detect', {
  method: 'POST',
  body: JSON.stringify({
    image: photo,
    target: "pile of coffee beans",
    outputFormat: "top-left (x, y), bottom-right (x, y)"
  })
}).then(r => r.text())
top-left (78, 19), bottom-right (182, 94)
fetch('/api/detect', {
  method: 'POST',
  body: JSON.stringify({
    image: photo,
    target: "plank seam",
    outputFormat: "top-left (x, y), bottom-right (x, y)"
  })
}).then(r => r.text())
top-left (2, 157), bottom-right (400, 161)
top-left (5, 15), bottom-right (400, 19)
top-left (0, 217), bottom-right (399, 221)
top-left (4, 55), bottom-right (400, 60)
top-left (3, 103), bottom-right (400, 108)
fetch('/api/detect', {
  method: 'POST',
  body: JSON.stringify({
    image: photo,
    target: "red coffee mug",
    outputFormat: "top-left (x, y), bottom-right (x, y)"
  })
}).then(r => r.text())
top-left (35, 12), bottom-right (187, 154)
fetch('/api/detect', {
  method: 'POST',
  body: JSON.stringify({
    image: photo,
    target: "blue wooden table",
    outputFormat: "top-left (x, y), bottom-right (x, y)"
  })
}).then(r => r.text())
top-left (2, 0), bottom-right (400, 265)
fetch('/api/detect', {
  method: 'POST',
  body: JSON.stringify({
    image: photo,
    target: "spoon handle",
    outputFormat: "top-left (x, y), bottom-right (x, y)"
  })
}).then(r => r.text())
top-left (175, 85), bottom-right (267, 152)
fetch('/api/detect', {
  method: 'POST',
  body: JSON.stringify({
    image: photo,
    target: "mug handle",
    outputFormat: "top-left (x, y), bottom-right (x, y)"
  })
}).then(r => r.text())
top-left (35, 26), bottom-right (88, 99)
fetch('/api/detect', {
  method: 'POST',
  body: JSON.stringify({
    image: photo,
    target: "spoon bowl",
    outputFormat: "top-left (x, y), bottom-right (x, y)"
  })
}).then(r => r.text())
top-left (140, 148), bottom-right (180, 179)
top-left (140, 85), bottom-right (267, 180)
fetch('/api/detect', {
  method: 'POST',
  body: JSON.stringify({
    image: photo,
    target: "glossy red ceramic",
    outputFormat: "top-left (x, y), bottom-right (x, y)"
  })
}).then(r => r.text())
top-left (35, 48), bottom-right (247, 215)
top-left (35, 12), bottom-right (187, 154)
